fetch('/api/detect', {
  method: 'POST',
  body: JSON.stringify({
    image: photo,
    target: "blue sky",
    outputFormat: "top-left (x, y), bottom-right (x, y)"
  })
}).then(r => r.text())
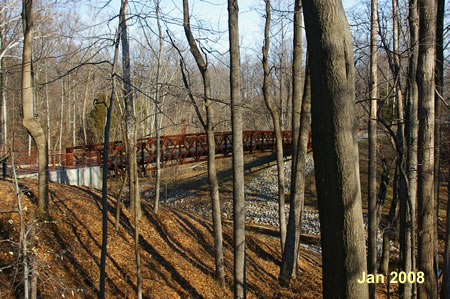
top-left (79, 0), bottom-right (363, 56)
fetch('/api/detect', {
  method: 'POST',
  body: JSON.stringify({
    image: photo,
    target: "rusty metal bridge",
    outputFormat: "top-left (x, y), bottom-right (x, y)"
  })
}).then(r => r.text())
top-left (6, 130), bottom-right (314, 177)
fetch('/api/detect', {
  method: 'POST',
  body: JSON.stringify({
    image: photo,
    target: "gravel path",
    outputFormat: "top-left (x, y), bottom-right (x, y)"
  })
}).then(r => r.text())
top-left (147, 153), bottom-right (380, 254)
top-left (158, 154), bottom-right (321, 235)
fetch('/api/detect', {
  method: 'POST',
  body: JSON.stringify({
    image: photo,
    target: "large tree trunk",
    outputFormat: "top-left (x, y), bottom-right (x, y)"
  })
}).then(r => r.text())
top-left (303, 1), bottom-right (369, 297)
top-left (417, 0), bottom-right (437, 297)
top-left (183, 0), bottom-right (225, 287)
top-left (261, 0), bottom-right (286, 253)
top-left (368, 0), bottom-right (378, 297)
top-left (21, 0), bottom-right (48, 215)
top-left (228, 0), bottom-right (246, 297)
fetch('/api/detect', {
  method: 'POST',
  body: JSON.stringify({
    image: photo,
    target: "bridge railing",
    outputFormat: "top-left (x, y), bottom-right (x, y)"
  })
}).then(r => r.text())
top-left (3, 130), bottom-right (314, 177)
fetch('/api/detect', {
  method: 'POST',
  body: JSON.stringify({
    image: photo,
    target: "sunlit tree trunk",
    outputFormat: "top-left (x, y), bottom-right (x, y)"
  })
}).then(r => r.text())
top-left (120, 1), bottom-right (142, 297)
top-left (303, 1), bottom-right (369, 297)
top-left (368, 0), bottom-right (378, 297)
top-left (261, 0), bottom-right (286, 254)
top-left (183, 0), bottom-right (225, 286)
top-left (21, 0), bottom-right (48, 214)
top-left (228, 0), bottom-right (246, 297)
top-left (416, 0), bottom-right (437, 297)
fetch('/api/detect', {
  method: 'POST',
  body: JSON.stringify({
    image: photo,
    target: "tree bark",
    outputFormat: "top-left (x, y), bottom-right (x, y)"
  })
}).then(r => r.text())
top-left (417, 0), bottom-right (437, 297)
top-left (228, 0), bottom-right (246, 297)
top-left (303, 1), bottom-right (369, 297)
top-left (368, 0), bottom-right (378, 297)
top-left (21, 0), bottom-right (48, 215)
top-left (261, 0), bottom-right (286, 253)
top-left (183, 0), bottom-right (225, 287)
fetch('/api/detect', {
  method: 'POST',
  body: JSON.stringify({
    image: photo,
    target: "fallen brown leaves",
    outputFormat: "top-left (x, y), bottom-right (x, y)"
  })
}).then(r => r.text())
top-left (0, 178), bottom-right (322, 298)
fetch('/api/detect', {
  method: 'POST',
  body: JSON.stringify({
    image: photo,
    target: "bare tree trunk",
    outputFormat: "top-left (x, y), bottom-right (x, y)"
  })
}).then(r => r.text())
top-left (278, 0), bottom-right (305, 284)
top-left (290, 0), bottom-right (303, 166)
top-left (434, 0), bottom-right (444, 284)
top-left (120, 2), bottom-right (142, 297)
top-left (388, 1), bottom-right (413, 297)
top-left (45, 65), bottom-right (50, 151)
top-left (379, 190), bottom-right (398, 275)
top-left (21, 0), bottom-right (48, 215)
top-left (121, 0), bottom-right (141, 221)
top-left (303, 1), bottom-right (369, 297)
top-left (134, 196), bottom-right (142, 299)
top-left (279, 54), bottom-right (311, 286)
top-left (12, 153), bottom-right (30, 299)
top-left (183, 0), bottom-right (225, 286)
top-left (261, 0), bottom-right (286, 253)
top-left (115, 171), bottom-right (127, 230)
top-left (59, 79), bottom-right (64, 153)
top-left (0, 58), bottom-right (5, 152)
top-left (153, 0), bottom-right (162, 214)
top-left (441, 151), bottom-right (450, 299)
top-left (98, 5), bottom-right (123, 297)
top-left (368, 1), bottom-right (378, 297)
top-left (417, 0), bottom-right (437, 297)
top-left (82, 71), bottom-right (92, 145)
top-left (2, 72), bottom-right (6, 152)
top-left (405, 1), bottom-right (419, 298)
top-left (228, 0), bottom-right (246, 297)
top-left (72, 102), bottom-right (76, 146)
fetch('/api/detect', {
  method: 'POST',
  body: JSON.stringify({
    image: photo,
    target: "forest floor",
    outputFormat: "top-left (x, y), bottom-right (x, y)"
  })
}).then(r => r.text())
top-left (0, 135), bottom-right (448, 298)
top-left (0, 178), bottom-right (323, 298)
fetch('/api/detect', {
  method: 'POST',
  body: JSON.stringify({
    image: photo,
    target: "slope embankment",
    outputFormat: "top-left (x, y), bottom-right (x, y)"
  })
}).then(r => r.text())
top-left (0, 178), bottom-right (322, 298)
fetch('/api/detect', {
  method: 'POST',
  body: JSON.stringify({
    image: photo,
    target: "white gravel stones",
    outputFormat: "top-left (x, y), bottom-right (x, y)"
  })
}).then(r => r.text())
top-left (245, 154), bottom-right (315, 201)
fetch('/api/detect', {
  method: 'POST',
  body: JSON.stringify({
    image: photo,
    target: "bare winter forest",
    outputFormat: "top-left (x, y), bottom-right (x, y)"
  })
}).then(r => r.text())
top-left (0, 0), bottom-right (449, 298)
